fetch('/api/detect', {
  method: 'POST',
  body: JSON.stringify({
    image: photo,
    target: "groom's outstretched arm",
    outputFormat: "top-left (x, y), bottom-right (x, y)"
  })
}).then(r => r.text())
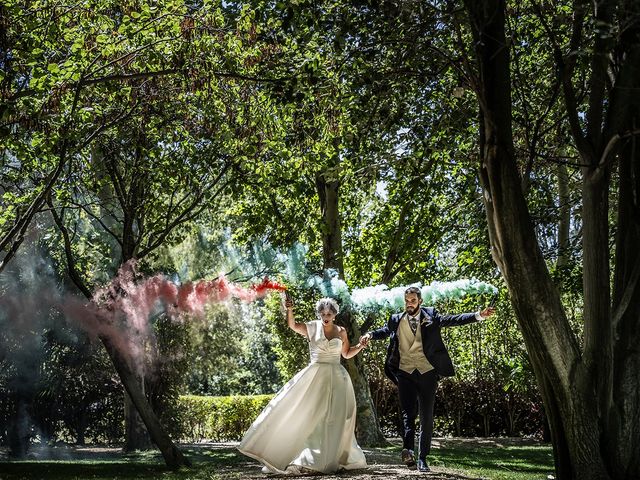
top-left (436, 306), bottom-right (496, 327)
top-left (360, 314), bottom-right (393, 345)
top-left (435, 311), bottom-right (479, 327)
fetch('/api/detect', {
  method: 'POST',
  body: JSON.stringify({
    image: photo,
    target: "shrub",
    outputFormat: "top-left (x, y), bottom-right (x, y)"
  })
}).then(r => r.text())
top-left (435, 377), bottom-right (544, 437)
top-left (177, 394), bottom-right (273, 442)
top-left (368, 375), bottom-right (545, 438)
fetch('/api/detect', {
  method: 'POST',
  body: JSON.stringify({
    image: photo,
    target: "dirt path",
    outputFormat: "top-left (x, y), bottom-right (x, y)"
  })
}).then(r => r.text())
top-left (222, 438), bottom-right (545, 480)
top-left (228, 443), bottom-right (482, 480)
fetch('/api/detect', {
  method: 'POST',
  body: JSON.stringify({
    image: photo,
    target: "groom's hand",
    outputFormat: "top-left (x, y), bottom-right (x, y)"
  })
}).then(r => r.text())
top-left (479, 306), bottom-right (496, 318)
top-left (359, 333), bottom-right (371, 346)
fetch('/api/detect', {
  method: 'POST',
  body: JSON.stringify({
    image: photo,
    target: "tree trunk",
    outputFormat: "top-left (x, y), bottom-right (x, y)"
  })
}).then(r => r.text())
top-left (580, 163), bottom-right (613, 431)
top-left (556, 161), bottom-right (570, 268)
top-left (316, 172), bottom-right (344, 274)
top-left (609, 116), bottom-right (640, 478)
top-left (93, 146), bottom-right (152, 452)
top-left (463, 1), bottom-right (612, 478)
top-left (341, 310), bottom-right (387, 446)
top-left (7, 395), bottom-right (30, 458)
top-left (315, 168), bottom-right (387, 446)
top-left (76, 409), bottom-right (86, 446)
top-left (123, 381), bottom-right (152, 451)
top-left (120, 238), bottom-right (151, 450)
top-left (51, 199), bottom-right (187, 467)
top-left (101, 338), bottom-right (188, 468)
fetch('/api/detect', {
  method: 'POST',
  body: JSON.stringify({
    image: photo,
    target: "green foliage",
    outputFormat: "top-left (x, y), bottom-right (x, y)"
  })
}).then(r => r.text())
top-left (174, 383), bottom-right (537, 445)
top-left (0, 320), bottom-right (124, 447)
top-left (179, 305), bottom-right (247, 396)
top-left (176, 394), bottom-right (273, 442)
top-left (238, 307), bottom-right (282, 395)
top-left (147, 315), bottom-right (193, 440)
top-left (2, 0), bottom-right (609, 454)
top-left (39, 333), bottom-right (124, 445)
top-left (172, 302), bottom-right (280, 397)
top-left (3, 0), bottom-right (293, 274)
top-left (435, 378), bottom-right (543, 438)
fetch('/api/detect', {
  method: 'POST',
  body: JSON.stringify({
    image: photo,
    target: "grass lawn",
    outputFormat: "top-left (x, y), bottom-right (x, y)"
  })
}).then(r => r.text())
top-left (0, 438), bottom-right (554, 480)
top-left (427, 438), bottom-right (554, 480)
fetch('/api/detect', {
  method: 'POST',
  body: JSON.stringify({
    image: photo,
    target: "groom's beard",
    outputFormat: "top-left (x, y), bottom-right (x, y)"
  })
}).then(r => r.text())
top-left (405, 306), bottom-right (420, 316)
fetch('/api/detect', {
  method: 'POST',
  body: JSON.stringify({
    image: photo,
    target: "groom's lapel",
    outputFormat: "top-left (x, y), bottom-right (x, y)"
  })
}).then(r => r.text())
top-left (420, 308), bottom-right (433, 327)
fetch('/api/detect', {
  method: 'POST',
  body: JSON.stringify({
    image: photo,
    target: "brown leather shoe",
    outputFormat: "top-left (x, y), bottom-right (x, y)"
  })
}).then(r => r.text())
top-left (401, 448), bottom-right (417, 470)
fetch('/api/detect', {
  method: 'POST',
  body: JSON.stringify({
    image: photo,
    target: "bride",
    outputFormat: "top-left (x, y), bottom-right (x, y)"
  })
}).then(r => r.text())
top-left (237, 294), bottom-right (368, 474)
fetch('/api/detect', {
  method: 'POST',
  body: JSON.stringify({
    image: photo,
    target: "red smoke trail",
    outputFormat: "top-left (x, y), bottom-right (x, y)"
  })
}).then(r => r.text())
top-left (128, 273), bottom-right (288, 317)
top-left (93, 261), bottom-right (287, 318)
top-left (251, 277), bottom-right (288, 296)
top-left (65, 262), bottom-right (287, 373)
top-left (0, 260), bottom-right (287, 375)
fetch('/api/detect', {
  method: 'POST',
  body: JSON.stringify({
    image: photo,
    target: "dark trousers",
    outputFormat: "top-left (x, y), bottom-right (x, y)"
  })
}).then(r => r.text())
top-left (397, 369), bottom-right (438, 459)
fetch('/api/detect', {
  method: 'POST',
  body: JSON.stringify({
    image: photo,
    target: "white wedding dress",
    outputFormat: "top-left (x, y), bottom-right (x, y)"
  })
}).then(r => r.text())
top-left (237, 320), bottom-right (367, 474)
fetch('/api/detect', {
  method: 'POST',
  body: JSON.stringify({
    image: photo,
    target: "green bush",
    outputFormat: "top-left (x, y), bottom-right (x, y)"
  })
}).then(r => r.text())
top-left (368, 373), bottom-right (544, 439)
top-left (0, 327), bottom-right (125, 450)
top-left (177, 394), bottom-right (273, 442)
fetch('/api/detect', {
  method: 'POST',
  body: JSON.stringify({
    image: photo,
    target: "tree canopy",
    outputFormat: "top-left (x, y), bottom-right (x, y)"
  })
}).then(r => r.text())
top-left (2, 1), bottom-right (640, 478)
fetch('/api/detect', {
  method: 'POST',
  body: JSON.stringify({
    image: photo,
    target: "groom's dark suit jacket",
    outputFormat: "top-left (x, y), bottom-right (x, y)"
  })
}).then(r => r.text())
top-left (369, 307), bottom-right (478, 383)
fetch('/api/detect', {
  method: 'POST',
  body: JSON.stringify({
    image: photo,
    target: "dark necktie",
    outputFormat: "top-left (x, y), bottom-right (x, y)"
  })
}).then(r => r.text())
top-left (408, 315), bottom-right (418, 335)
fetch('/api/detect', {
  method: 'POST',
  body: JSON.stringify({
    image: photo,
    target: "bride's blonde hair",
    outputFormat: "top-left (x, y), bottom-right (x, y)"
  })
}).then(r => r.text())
top-left (315, 297), bottom-right (340, 316)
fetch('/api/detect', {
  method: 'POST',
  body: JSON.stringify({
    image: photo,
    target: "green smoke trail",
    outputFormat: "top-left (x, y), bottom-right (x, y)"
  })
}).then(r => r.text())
top-left (195, 239), bottom-right (498, 311)
top-left (349, 279), bottom-right (498, 312)
top-left (278, 244), bottom-right (499, 310)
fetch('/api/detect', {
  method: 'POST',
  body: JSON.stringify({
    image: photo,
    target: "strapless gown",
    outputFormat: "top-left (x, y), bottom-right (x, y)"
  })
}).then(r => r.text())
top-left (237, 320), bottom-right (367, 474)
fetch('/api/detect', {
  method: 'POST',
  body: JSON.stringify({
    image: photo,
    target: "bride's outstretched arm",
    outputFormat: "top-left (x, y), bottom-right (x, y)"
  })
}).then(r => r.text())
top-left (284, 292), bottom-right (308, 337)
top-left (341, 329), bottom-right (366, 359)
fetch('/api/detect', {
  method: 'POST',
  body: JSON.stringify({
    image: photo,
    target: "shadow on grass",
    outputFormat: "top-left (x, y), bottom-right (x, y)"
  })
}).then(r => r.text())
top-left (429, 444), bottom-right (553, 477)
top-left (0, 445), bottom-right (244, 480)
top-left (0, 462), bottom-right (171, 479)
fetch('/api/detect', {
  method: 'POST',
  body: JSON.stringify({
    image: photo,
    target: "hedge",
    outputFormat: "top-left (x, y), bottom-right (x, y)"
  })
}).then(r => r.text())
top-left (176, 394), bottom-right (273, 442)
top-left (372, 377), bottom-right (545, 439)
top-left (176, 377), bottom-right (544, 444)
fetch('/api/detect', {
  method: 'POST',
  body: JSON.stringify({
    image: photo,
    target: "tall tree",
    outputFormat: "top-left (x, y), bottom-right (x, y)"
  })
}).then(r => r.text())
top-left (3, 0), bottom-right (288, 465)
top-left (459, 0), bottom-right (640, 478)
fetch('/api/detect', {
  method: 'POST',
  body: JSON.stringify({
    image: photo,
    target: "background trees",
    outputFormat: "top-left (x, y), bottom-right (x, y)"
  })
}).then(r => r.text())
top-left (3, 1), bottom-right (639, 478)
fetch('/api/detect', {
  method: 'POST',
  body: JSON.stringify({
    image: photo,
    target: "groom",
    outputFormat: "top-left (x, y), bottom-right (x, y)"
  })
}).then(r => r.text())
top-left (359, 286), bottom-right (495, 473)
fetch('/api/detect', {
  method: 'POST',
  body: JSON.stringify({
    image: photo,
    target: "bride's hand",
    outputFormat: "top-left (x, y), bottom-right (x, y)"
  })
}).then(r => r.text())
top-left (283, 291), bottom-right (294, 310)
